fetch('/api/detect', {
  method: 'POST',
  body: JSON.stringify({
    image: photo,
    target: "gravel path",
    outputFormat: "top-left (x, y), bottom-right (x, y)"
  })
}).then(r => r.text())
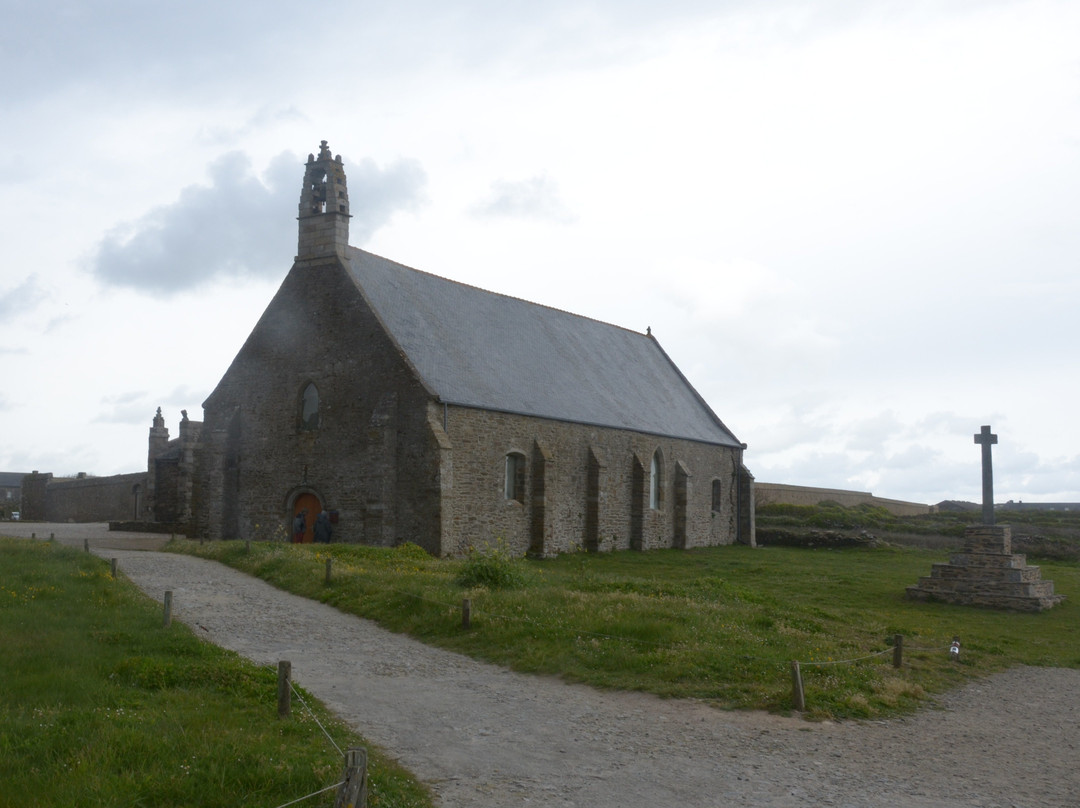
top-left (10, 525), bottom-right (1080, 807)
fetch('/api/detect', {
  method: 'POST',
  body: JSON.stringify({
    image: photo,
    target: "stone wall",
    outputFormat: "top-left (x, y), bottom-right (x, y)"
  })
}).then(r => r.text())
top-left (0, 473), bottom-right (24, 518)
top-left (441, 406), bottom-right (749, 556)
top-left (19, 471), bottom-right (51, 520)
top-left (755, 482), bottom-right (929, 516)
top-left (194, 257), bottom-right (441, 550)
top-left (21, 471), bottom-right (148, 523)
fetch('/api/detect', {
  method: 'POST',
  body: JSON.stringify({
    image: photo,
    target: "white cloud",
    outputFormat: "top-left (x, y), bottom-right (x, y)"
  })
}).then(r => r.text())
top-left (0, 275), bottom-right (46, 321)
top-left (91, 391), bottom-right (158, 426)
top-left (89, 152), bottom-right (295, 293)
top-left (473, 175), bottom-right (576, 224)
top-left (89, 151), bottom-right (426, 295)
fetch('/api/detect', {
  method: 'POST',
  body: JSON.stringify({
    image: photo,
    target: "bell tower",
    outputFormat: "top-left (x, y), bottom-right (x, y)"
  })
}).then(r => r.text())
top-left (297, 140), bottom-right (351, 260)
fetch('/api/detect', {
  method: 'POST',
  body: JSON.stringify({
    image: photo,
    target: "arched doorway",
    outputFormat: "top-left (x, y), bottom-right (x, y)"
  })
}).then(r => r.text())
top-left (292, 492), bottom-right (321, 543)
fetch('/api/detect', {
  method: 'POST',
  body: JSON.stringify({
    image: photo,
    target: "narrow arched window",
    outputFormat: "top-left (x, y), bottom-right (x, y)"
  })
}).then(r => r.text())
top-left (711, 479), bottom-right (723, 513)
top-left (649, 450), bottom-right (664, 510)
top-left (300, 383), bottom-right (320, 430)
top-left (505, 452), bottom-right (526, 502)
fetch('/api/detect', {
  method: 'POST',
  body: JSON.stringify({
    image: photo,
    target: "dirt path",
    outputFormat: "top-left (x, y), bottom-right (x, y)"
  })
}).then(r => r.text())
top-left (9, 525), bottom-right (1080, 807)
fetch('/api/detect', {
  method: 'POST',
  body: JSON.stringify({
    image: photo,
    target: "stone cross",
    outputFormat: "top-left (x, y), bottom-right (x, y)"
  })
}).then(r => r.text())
top-left (974, 425), bottom-right (998, 524)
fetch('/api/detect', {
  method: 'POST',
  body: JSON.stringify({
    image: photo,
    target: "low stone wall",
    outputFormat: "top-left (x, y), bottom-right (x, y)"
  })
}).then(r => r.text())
top-left (41, 473), bottom-right (148, 523)
top-left (109, 521), bottom-right (186, 536)
top-left (755, 482), bottom-right (930, 517)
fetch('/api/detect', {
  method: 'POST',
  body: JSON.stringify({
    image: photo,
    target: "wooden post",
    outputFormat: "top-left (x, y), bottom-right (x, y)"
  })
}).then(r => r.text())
top-left (326, 558), bottom-right (333, 584)
top-left (462, 598), bottom-right (471, 630)
top-left (50, 533), bottom-right (55, 541)
top-left (790, 660), bottom-right (805, 712)
top-left (84, 538), bottom-right (89, 552)
top-left (334, 747), bottom-right (368, 808)
top-left (110, 558), bottom-right (118, 579)
top-left (893, 634), bottom-right (903, 668)
top-left (163, 591), bottom-right (173, 628)
top-left (246, 540), bottom-right (251, 553)
top-left (277, 661), bottom-right (292, 718)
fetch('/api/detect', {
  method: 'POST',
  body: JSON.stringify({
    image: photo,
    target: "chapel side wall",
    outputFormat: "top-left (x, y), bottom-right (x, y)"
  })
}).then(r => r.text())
top-left (443, 407), bottom-right (743, 557)
top-left (195, 258), bottom-right (442, 551)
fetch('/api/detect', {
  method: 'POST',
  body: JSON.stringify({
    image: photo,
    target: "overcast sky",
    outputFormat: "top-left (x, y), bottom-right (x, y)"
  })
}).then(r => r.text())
top-left (2, 0), bottom-right (1078, 505)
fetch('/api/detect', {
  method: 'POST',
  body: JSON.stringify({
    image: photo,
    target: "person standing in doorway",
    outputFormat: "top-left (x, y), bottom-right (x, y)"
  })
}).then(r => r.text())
top-left (292, 510), bottom-right (307, 543)
top-left (314, 510), bottom-right (332, 544)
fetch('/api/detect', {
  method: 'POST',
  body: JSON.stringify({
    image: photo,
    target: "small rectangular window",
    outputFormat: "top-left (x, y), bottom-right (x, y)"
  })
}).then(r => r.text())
top-left (505, 453), bottom-right (525, 502)
top-left (649, 451), bottom-right (663, 510)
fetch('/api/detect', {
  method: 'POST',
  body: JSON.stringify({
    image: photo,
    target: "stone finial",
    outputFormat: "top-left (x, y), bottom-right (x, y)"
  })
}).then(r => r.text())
top-left (153, 407), bottom-right (165, 429)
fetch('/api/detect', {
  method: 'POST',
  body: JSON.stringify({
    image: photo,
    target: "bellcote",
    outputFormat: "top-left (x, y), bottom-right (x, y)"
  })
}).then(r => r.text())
top-left (297, 140), bottom-right (351, 261)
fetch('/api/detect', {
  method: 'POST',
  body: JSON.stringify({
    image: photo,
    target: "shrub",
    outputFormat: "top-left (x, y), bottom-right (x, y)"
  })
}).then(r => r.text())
top-left (456, 540), bottom-right (529, 589)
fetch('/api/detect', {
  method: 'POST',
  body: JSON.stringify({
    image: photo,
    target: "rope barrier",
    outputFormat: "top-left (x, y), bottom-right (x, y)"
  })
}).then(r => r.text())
top-left (481, 607), bottom-right (674, 648)
top-left (325, 571), bottom-right (964, 668)
top-left (798, 647), bottom-right (893, 667)
top-left (377, 583), bottom-right (697, 649)
top-left (270, 781), bottom-right (344, 808)
top-left (381, 583), bottom-right (961, 667)
top-left (297, 546), bottom-right (973, 664)
top-left (289, 679), bottom-right (344, 757)
top-left (264, 663), bottom-right (344, 757)
top-left (261, 664), bottom-right (349, 808)
top-left (276, 547), bottom-right (972, 718)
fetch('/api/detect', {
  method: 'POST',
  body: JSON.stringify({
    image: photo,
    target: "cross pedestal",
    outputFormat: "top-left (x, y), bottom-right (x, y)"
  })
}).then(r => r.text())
top-left (907, 523), bottom-right (1063, 611)
top-left (906, 425), bottom-right (1063, 611)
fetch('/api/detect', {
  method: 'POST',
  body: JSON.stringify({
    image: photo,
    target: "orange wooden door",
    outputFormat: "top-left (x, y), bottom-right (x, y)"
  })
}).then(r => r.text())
top-left (293, 493), bottom-right (320, 543)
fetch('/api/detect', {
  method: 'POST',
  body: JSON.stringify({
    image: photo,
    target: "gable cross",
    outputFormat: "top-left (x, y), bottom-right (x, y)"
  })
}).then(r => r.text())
top-left (974, 425), bottom-right (998, 524)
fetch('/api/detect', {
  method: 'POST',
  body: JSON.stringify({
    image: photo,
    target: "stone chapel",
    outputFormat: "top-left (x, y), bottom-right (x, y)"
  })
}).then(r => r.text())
top-left (111, 141), bottom-right (755, 555)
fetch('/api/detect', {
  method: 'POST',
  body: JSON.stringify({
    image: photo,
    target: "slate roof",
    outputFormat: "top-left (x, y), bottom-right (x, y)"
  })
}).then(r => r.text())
top-left (347, 248), bottom-right (743, 448)
top-left (0, 472), bottom-right (27, 488)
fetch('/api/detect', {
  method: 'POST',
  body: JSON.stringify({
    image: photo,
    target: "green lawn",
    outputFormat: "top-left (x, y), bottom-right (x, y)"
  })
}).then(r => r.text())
top-left (0, 537), bottom-right (432, 808)
top-left (168, 538), bottom-right (1080, 721)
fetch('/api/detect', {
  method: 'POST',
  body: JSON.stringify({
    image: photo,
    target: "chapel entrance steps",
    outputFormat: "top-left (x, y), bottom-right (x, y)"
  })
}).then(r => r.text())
top-left (906, 525), bottom-right (1065, 612)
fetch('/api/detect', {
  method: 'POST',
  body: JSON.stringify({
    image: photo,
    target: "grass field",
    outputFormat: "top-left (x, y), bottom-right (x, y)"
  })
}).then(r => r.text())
top-left (0, 537), bottom-right (432, 808)
top-left (168, 531), bottom-right (1080, 721)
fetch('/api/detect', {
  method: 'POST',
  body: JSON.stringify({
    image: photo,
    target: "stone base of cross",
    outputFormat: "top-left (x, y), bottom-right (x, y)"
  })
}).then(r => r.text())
top-left (906, 424), bottom-right (1065, 610)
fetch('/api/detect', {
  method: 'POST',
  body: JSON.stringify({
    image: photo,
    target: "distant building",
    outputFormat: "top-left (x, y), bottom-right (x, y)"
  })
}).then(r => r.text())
top-left (934, 500), bottom-right (1079, 514)
top-left (0, 472), bottom-right (26, 517)
top-left (998, 501), bottom-right (1078, 513)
